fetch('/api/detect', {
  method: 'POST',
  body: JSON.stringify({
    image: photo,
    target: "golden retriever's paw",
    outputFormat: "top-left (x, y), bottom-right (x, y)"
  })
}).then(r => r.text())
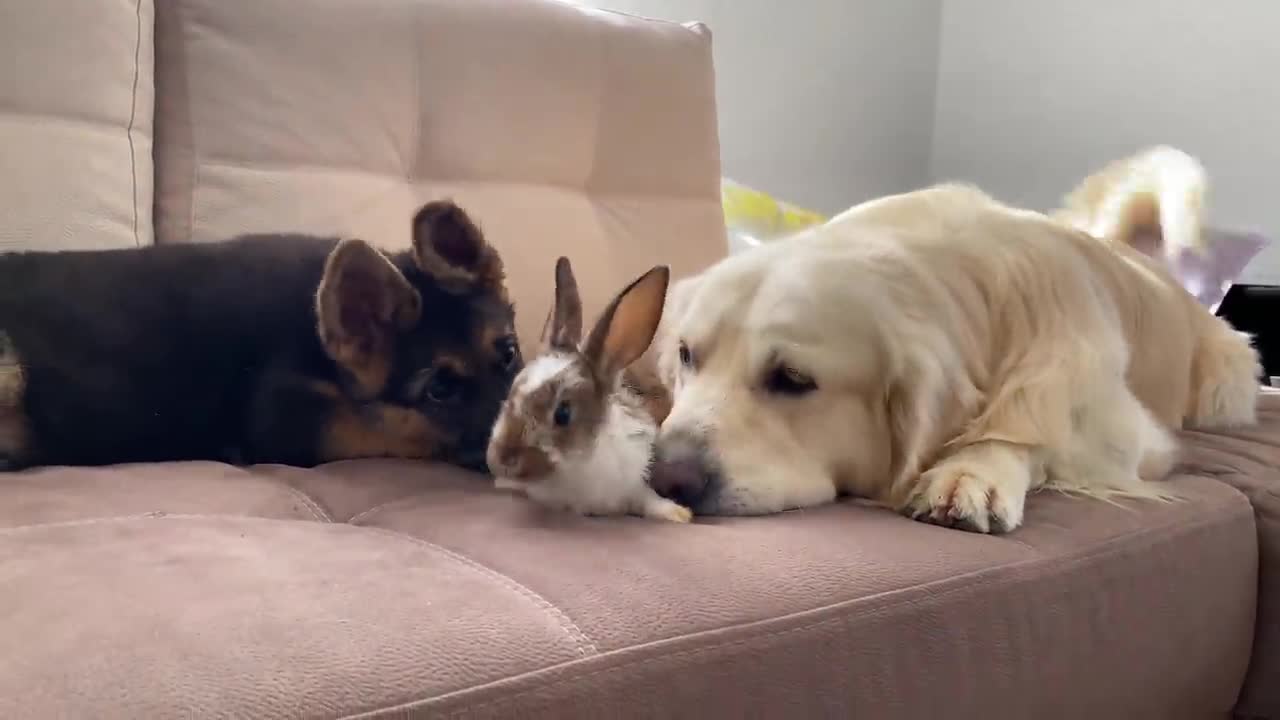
top-left (643, 495), bottom-right (693, 523)
top-left (903, 462), bottom-right (1026, 534)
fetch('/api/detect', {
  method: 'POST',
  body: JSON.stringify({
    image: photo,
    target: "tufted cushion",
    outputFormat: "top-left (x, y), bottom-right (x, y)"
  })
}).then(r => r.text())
top-left (153, 0), bottom-right (727, 350)
top-left (0, 451), bottom-right (1260, 717)
top-left (1180, 388), bottom-right (1280, 718)
top-left (0, 0), bottom-right (155, 251)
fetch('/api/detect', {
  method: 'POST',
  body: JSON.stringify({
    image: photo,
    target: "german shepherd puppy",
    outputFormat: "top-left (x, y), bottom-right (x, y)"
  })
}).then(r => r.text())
top-left (0, 201), bottom-right (522, 471)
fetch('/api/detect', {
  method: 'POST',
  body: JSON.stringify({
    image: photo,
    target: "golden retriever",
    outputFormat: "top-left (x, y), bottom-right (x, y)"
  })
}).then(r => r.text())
top-left (648, 148), bottom-right (1260, 532)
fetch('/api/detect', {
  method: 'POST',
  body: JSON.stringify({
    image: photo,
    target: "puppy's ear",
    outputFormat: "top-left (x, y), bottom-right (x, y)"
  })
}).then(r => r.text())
top-left (583, 266), bottom-right (670, 379)
top-left (411, 200), bottom-right (506, 295)
top-left (316, 239), bottom-right (422, 399)
top-left (541, 256), bottom-right (583, 350)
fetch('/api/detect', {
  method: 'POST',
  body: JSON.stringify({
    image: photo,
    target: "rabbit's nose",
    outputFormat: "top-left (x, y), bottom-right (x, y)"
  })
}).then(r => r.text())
top-left (499, 448), bottom-right (522, 469)
top-left (484, 443), bottom-right (511, 475)
top-left (490, 444), bottom-right (553, 480)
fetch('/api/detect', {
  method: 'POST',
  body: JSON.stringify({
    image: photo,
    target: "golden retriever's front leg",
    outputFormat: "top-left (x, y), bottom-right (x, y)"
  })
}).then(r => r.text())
top-left (900, 440), bottom-right (1038, 534)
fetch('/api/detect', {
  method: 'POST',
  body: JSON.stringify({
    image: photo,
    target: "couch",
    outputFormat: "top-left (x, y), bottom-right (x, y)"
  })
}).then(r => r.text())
top-left (1, 0), bottom-right (1277, 717)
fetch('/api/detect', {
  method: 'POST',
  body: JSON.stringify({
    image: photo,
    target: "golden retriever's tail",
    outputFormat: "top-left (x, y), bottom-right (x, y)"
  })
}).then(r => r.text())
top-left (1054, 145), bottom-right (1208, 262)
top-left (1188, 318), bottom-right (1262, 429)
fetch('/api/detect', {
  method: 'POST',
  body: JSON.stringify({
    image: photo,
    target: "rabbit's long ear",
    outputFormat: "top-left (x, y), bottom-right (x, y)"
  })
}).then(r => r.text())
top-left (583, 266), bottom-right (670, 379)
top-left (542, 257), bottom-right (582, 351)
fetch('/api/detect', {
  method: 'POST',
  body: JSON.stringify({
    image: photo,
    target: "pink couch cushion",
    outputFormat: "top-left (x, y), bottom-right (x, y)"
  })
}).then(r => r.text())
top-left (0, 0), bottom-right (155, 251)
top-left (152, 0), bottom-right (727, 350)
top-left (1181, 388), bottom-right (1280, 718)
top-left (2, 398), bottom-right (1271, 717)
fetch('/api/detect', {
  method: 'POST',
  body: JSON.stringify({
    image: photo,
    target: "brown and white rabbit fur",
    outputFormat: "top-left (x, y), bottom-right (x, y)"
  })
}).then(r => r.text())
top-left (485, 257), bottom-right (692, 523)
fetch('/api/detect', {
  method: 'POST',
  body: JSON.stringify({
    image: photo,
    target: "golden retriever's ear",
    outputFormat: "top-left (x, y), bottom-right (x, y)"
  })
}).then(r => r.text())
top-left (883, 359), bottom-right (950, 506)
top-left (411, 200), bottom-right (507, 296)
top-left (653, 274), bottom-right (702, 390)
top-left (316, 239), bottom-right (422, 399)
top-left (584, 266), bottom-right (670, 378)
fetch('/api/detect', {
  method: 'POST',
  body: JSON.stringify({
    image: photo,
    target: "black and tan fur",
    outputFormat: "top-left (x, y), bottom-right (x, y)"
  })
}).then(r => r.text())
top-left (0, 201), bottom-right (521, 471)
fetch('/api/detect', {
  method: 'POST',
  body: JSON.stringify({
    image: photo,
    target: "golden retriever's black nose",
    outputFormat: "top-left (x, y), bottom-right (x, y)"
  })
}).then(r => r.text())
top-left (651, 433), bottom-right (715, 508)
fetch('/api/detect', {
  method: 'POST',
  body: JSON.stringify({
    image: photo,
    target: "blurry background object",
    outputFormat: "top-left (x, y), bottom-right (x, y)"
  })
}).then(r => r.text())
top-left (721, 178), bottom-right (826, 253)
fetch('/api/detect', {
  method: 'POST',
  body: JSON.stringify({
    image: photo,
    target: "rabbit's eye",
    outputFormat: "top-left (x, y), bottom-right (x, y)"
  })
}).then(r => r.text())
top-left (678, 341), bottom-right (694, 368)
top-left (553, 400), bottom-right (572, 427)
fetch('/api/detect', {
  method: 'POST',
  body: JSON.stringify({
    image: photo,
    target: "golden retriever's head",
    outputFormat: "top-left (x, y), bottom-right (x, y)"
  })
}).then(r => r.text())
top-left (650, 236), bottom-right (962, 516)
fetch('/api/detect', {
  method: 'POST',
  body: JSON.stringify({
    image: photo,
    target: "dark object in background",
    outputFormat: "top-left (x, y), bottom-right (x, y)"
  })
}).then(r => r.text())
top-left (1217, 284), bottom-right (1279, 385)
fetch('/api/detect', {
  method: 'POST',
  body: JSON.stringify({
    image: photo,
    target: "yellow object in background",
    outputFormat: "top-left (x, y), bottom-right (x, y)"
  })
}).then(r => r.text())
top-left (721, 178), bottom-right (827, 244)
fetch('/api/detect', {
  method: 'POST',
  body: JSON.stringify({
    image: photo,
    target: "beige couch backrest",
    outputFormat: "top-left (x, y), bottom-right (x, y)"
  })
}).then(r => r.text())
top-left (0, 0), bottom-right (155, 251)
top-left (151, 0), bottom-right (726, 350)
top-left (1, 0), bottom-right (726, 351)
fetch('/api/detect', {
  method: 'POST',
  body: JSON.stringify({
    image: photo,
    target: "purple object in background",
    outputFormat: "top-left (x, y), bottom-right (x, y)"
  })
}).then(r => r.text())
top-left (1134, 230), bottom-right (1270, 313)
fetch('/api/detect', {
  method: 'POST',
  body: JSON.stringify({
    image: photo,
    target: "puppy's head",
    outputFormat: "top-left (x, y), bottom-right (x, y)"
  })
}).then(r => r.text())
top-left (650, 241), bottom-right (940, 515)
top-left (316, 201), bottom-right (522, 470)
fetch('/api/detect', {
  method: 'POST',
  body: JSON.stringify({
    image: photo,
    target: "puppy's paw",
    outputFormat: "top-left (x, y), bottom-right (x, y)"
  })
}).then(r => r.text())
top-left (644, 497), bottom-right (693, 524)
top-left (902, 458), bottom-right (1027, 534)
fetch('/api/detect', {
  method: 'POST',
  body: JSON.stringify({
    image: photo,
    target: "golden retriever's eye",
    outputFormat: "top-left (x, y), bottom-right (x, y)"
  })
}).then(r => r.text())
top-left (678, 341), bottom-right (694, 369)
top-left (765, 366), bottom-right (817, 396)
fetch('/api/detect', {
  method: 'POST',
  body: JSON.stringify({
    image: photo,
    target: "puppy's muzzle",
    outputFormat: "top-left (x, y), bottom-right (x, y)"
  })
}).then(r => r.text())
top-left (651, 430), bottom-right (719, 510)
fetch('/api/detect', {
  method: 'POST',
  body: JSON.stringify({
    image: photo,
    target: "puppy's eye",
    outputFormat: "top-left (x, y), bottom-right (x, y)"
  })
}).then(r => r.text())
top-left (553, 400), bottom-right (572, 427)
top-left (425, 368), bottom-right (463, 404)
top-left (678, 341), bottom-right (693, 368)
top-left (495, 335), bottom-right (520, 369)
top-left (765, 366), bottom-right (817, 396)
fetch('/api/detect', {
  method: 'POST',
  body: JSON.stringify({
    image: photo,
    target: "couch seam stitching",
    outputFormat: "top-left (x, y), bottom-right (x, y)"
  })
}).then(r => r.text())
top-left (180, 0), bottom-right (198, 245)
top-left (336, 508), bottom-right (1248, 718)
top-left (407, 2), bottom-right (423, 182)
top-left (0, 511), bottom-right (318, 534)
top-left (0, 109), bottom-right (136, 135)
top-left (190, 157), bottom-right (721, 203)
top-left (126, 0), bottom-right (143, 247)
top-left (0, 512), bottom-right (595, 657)
top-left (280, 485), bottom-right (332, 523)
top-left (358, 525), bottom-right (597, 658)
top-left (457, 515), bottom-right (1247, 718)
top-left (348, 497), bottom-right (411, 525)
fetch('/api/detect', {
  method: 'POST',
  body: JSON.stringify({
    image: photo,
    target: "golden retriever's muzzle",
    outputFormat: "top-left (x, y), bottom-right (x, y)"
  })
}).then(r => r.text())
top-left (651, 430), bottom-right (721, 511)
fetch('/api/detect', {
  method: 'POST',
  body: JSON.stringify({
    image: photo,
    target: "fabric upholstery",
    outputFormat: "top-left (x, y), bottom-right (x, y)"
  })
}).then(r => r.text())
top-left (1182, 387), bottom-right (1280, 719)
top-left (0, 0), bottom-right (155, 251)
top-left (152, 0), bottom-right (727, 351)
top-left (2, 0), bottom-right (1276, 716)
top-left (2, 397), bottom-right (1275, 717)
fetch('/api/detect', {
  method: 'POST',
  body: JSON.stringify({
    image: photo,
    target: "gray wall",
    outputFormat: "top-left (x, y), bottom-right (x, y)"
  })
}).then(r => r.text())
top-left (931, 1), bottom-right (1280, 284)
top-left (583, 0), bottom-right (944, 215)
top-left (585, 0), bottom-right (1280, 281)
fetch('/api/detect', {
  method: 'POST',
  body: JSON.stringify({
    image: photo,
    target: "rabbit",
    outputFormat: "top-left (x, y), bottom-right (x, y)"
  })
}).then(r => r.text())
top-left (485, 256), bottom-right (692, 523)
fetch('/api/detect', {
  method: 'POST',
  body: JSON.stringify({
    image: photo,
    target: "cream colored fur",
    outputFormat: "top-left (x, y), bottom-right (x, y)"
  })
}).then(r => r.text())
top-left (1053, 145), bottom-right (1208, 261)
top-left (655, 152), bottom-right (1259, 531)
